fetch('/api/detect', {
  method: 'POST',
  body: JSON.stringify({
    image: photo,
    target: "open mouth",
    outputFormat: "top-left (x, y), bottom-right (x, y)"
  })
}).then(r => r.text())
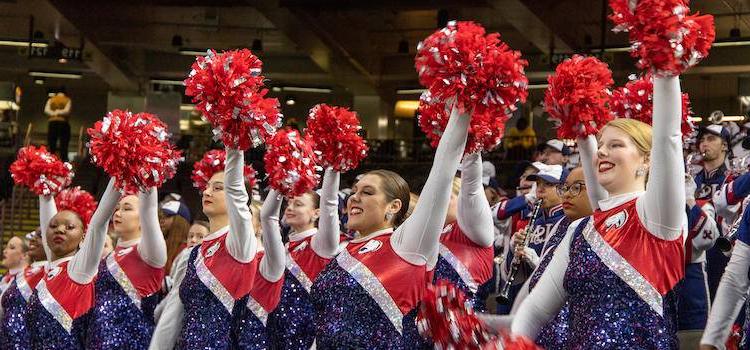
top-left (349, 207), bottom-right (363, 216)
top-left (598, 161), bottom-right (614, 173)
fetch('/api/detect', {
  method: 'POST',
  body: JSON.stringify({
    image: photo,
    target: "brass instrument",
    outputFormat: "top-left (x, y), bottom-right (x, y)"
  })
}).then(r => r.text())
top-left (496, 199), bottom-right (544, 304)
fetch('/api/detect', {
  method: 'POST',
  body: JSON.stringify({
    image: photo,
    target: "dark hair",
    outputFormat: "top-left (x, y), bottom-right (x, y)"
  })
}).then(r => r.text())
top-left (365, 170), bottom-right (411, 226)
top-left (516, 116), bottom-right (529, 130)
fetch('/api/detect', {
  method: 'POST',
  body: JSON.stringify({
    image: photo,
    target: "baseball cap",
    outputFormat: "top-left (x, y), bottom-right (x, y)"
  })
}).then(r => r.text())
top-left (527, 163), bottom-right (568, 184)
top-left (699, 125), bottom-right (731, 145)
top-left (161, 201), bottom-right (192, 222)
top-left (544, 139), bottom-right (572, 156)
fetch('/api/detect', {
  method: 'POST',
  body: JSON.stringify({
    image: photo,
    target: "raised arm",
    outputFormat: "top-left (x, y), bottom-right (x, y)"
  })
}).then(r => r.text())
top-left (259, 189), bottom-right (285, 282)
top-left (39, 195), bottom-right (58, 261)
top-left (577, 135), bottom-right (609, 210)
top-left (393, 105), bottom-right (469, 265)
top-left (68, 178), bottom-right (120, 284)
top-left (137, 187), bottom-right (168, 268)
top-left (224, 148), bottom-right (257, 263)
top-left (456, 153), bottom-right (493, 247)
top-left (311, 168), bottom-right (341, 258)
top-left (640, 76), bottom-right (685, 241)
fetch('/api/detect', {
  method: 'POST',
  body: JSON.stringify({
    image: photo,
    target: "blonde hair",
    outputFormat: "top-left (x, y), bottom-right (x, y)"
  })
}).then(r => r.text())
top-left (601, 119), bottom-right (653, 157)
top-left (451, 177), bottom-right (461, 197)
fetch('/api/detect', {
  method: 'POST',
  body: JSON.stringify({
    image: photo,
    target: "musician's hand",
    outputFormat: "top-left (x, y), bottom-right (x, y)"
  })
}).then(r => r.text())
top-left (514, 245), bottom-right (526, 260)
top-left (512, 230), bottom-right (526, 249)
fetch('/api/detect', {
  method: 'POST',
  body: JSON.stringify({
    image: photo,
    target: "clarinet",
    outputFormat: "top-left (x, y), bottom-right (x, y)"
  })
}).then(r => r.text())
top-left (496, 199), bottom-right (544, 304)
top-left (716, 213), bottom-right (744, 252)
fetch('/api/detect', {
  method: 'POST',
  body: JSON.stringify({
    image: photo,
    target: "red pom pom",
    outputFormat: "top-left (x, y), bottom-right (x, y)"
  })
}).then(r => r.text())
top-left (264, 128), bottom-right (320, 198)
top-left (609, 0), bottom-right (715, 76)
top-left (10, 145), bottom-right (73, 196)
top-left (88, 110), bottom-right (183, 193)
top-left (191, 149), bottom-right (257, 192)
top-left (417, 91), bottom-right (508, 154)
top-left (500, 334), bottom-right (543, 350)
top-left (610, 73), bottom-right (694, 137)
top-left (727, 323), bottom-right (742, 350)
top-left (55, 187), bottom-right (98, 228)
top-left (304, 104), bottom-right (368, 172)
top-left (544, 55), bottom-right (614, 139)
top-left (415, 21), bottom-right (528, 116)
top-left (184, 49), bottom-right (282, 150)
top-left (417, 280), bottom-right (498, 349)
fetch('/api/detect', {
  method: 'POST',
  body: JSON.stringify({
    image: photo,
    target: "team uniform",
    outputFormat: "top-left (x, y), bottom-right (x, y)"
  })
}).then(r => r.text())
top-left (0, 261), bottom-right (46, 349)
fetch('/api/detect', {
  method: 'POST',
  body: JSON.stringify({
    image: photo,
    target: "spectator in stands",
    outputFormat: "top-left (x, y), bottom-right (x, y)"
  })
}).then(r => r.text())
top-left (539, 139), bottom-right (571, 167)
top-left (187, 220), bottom-right (209, 248)
top-left (44, 91), bottom-right (72, 162)
top-left (159, 201), bottom-right (191, 274)
top-left (505, 117), bottom-right (536, 161)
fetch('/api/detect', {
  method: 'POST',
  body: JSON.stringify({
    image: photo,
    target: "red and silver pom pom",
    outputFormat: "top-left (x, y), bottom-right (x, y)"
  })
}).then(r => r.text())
top-left (88, 110), bottom-right (183, 193)
top-left (184, 49), bottom-right (282, 150)
top-left (609, 0), bottom-right (715, 76)
top-left (417, 280), bottom-right (497, 349)
top-left (417, 91), bottom-right (508, 154)
top-left (10, 145), bottom-right (73, 196)
top-left (610, 73), bottom-right (694, 137)
top-left (264, 128), bottom-right (320, 198)
top-left (304, 104), bottom-right (368, 172)
top-left (544, 55), bottom-right (614, 139)
top-left (191, 149), bottom-right (257, 192)
top-left (55, 186), bottom-right (98, 227)
top-left (415, 20), bottom-right (528, 116)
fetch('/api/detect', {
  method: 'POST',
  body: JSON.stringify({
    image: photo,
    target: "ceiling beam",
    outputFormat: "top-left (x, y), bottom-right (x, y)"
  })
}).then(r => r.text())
top-left (487, 0), bottom-right (572, 54)
top-left (29, 0), bottom-right (138, 92)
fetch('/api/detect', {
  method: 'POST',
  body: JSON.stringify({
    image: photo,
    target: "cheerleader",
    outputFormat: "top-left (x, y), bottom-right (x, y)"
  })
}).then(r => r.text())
top-left (265, 169), bottom-right (342, 349)
top-left (507, 167), bottom-right (592, 348)
top-left (310, 104), bottom-right (469, 348)
top-left (150, 148), bottom-right (258, 349)
top-left (0, 229), bottom-right (46, 349)
top-left (0, 236), bottom-right (28, 293)
top-left (700, 203), bottom-right (750, 350)
top-left (432, 153), bottom-right (494, 311)
top-left (512, 76), bottom-right (686, 348)
top-left (86, 188), bottom-right (167, 349)
top-left (28, 180), bottom-right (120, 349)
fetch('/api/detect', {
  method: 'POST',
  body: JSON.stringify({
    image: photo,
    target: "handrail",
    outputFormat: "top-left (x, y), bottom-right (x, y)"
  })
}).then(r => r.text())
top-left (77, 126), bottom-right (85, 159)
top-left (23, 123), bottom-right (32, 146)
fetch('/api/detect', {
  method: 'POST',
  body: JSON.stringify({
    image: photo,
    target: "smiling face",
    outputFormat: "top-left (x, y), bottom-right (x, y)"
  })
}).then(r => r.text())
top-left (284, 192), bottom-right (320, 231)
top-left (113, 195), bottom-right (140, 239)
top-left (202, 172), bottom-right (227, 218)
top-left (596, 125), bottom-right (650, 195)
top-left (46, 210), bottom-right (85, 260)
top-left (2, 236), bottom-right (27, 270)
top-left (346, 174), bottom-right (402, 235)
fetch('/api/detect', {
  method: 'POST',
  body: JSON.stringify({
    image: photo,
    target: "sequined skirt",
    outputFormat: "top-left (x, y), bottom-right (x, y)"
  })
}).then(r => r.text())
top-left (266, 270), bottom-right (316, 349)
top-left (1, 282), bottom-right (31, 350)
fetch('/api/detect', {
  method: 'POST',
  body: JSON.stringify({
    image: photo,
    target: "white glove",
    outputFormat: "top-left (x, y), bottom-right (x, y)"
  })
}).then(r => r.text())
top-left (524, 182), bottom-right (538, 204)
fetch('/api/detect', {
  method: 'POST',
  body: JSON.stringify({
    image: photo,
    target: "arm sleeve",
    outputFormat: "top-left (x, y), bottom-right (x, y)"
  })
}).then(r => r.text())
top-left (688, 203), bottom-right (718, 253)
top-left (149, 290), bottom-right (184, 350)
top-left (639, 76), bottom-right (685, 241)
top-left (137, 187), bottom-right (168, 268)
top-left (43, 99), bottom-right (55, 117)
top-left (715, 174), bottom-right (750, 220)
top-left (700, 241), bottom-right (750, 349)
top-left (259, 189), bottom-right (285, 282)
top-left (311, 168), bottom-right (342, 258)
top-left (68, 178), bottom-right (120, 284)
top-left (493, 196), bottom-right (529, 222)
top-left (510, 221), bottom-right (576, 339)
top-left (457, 153), bottom-right (494, 247)
top-left (392, 105), bottom-right (469, 265)
top-left (577, 135), bottom-right (608, 210)
top-left (60, 99), bottom-right (71, 116)
top-left (224, 148), bottom-right (257, 263)
top-left (39, 195), bottom-right (58, 261)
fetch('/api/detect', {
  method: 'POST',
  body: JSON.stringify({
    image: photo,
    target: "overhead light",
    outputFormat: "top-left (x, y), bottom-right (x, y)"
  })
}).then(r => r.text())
top-left (528, 83), bottom-right (550, 90)
top-left (285, 95), bottom-right (296, 106)
top-left (396, 88), bottom-right (426, 95)
top-left (713, 40), bottom-right (750, 47)
top-left (58, 58), bottom-right (67, 64)
top-left (29, 71), bottom-right (81, 79)
top-left (398, 39), bottom-right (409, 54)
top-left (180, 104), bottom-right (196, 111)
top-left (178, 49), bottom-right (209, 56)
top-left (691, 115), bottom-right (746, 122)
top-left (281, 86), bottom-right (332, 93)
top-left (271, 86), bottom-right (282, 92)
top-left (34, 78), bottom-right (45, 85)
top-left (0, 40), bottom-right (48, 48)
top-left (150, 79), bottom-right (184, 86)
top-left (394, 100), bottom-right (420, 118)
top-left (252, 39), bottom-right (263, 52)
top-left (0, 101), bottom-right (19, 110)
top-left (602, 46), bottom-right (632, 53)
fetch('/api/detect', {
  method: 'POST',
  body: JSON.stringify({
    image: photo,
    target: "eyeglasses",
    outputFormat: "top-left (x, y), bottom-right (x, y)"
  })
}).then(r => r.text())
top-left (556, 182), bottom-right (586, 197)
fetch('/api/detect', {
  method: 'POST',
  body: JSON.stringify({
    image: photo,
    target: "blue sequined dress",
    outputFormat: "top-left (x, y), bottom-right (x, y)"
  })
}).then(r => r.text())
top-left (0, 263), bottom-right (45, 350)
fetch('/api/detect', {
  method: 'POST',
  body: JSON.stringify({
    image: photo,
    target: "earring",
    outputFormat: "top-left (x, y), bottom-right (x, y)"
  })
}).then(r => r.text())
top-left (385, 212), bottom-right (394, 222)
top-left (636, 167), bottom-right (646, 177)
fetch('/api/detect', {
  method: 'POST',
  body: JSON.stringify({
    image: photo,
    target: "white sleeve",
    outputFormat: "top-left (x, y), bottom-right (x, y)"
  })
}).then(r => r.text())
top-left (700, 241), bottom-right (750, 349)
top-left (149, 289), bottom-right (184, 350)
top-left (311, 168), bottom-right (342, 258)
top-left (224, 148), bottom-right (257, 263)
top-left (714, 184), bottom-right (742, 222)
top-left (393, 105), bottom-right (469, 265)
top-left (457, 153), bottom-right (494, 247)
top-left (639, 76), bottom-right (685, 241)
top-left (510, 278), bottom-right (532, 315)
top-left (692, 202), bottom-right (719, 253)
top-left (577, 135), bottom-right (608, 210)
top-left (522, 247), bottom-right (540, 271)
top-left (510, 220), bottom-right (577, 339)
top-left (259, 189), bottom-right (285, 282)
top-left (68, 178), bottom-right (120, 284)
top-left (39, 195), bottom-right (58, 261)
top-left (137, 187), bottom-right (168, 268)
top-left (60, 99), bottom-right (71, 116)
top-left (43, 98), bottom-right (55, 117)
